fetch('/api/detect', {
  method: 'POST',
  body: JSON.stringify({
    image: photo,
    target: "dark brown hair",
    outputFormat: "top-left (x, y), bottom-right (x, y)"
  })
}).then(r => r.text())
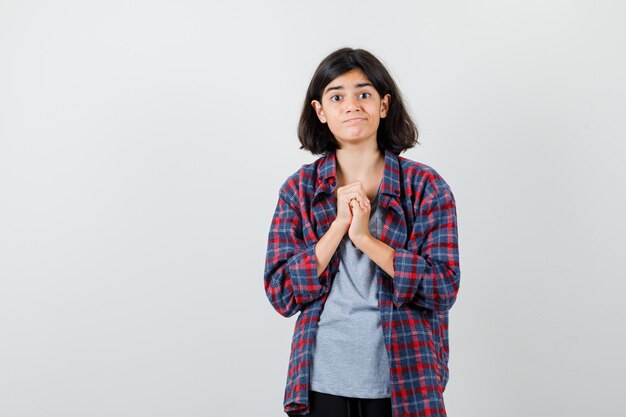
top-left (297, 47), bottom-right (419, 156)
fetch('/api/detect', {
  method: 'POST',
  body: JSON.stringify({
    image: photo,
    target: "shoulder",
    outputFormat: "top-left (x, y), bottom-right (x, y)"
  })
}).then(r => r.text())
top-left (277, 155), bottom-right (324, 204)
top-left (397, 154), bottom-right (456, 205)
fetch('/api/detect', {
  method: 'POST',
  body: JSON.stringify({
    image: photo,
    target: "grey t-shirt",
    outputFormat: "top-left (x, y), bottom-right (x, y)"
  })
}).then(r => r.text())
top-left (310, 179), bottom-right (391, 398)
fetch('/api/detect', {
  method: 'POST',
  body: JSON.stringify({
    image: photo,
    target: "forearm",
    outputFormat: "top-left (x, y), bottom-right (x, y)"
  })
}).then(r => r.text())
top-left (315, 220), bottom-right (348, 277)
top-left (353, 234), bottom-right (395, 277)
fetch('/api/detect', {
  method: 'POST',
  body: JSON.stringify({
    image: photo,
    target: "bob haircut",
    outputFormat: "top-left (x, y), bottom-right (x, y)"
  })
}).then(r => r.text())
top-left (298, 47), bottom-right (419, 156)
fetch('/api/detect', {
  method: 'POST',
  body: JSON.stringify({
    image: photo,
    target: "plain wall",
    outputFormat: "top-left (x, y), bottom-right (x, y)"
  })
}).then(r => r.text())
top-left (1, 1), bottom-right (625, 416)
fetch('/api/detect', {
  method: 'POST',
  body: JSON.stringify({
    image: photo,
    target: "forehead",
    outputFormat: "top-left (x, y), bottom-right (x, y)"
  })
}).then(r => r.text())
top-left (322, 69), bottom-right (373, 96)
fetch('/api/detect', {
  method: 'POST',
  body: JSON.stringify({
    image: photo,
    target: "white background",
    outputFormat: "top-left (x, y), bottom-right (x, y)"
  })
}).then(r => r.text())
top-left (1, 1), bottom-right (625, 416)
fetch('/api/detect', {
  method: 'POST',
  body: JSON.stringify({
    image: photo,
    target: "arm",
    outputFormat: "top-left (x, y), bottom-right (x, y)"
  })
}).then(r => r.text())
top-left (263, 189), bottom-right (344, 317)
top-left (356, 184), bottom-right (460, 311)
top-left (392, 185), bottom-right (460, 311)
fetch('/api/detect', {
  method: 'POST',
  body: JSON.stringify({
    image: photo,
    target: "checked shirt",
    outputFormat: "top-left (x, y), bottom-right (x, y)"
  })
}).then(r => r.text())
top-left (264, 149), bottom-right (461, 417)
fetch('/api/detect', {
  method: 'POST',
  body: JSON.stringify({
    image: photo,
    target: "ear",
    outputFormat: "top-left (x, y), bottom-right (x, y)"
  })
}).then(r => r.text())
top-left (380, 93), bottom-right (391, 118)
top-left (311, 99), bottom-right (327, 123)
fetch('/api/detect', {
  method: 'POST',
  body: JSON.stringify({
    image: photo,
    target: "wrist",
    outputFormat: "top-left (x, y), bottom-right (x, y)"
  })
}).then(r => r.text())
top-left (331, 219), bottom-right (350, 231)
top-left (353, 232), bottom-right (374, 248)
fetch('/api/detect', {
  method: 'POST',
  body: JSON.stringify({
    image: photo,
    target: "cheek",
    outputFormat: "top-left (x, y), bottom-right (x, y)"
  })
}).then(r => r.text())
top-left (329, 114), bottom-right (345, 127)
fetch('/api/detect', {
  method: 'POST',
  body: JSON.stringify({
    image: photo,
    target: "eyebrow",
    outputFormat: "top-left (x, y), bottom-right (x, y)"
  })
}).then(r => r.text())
top-left (323, 82), bottom-right (374, 96)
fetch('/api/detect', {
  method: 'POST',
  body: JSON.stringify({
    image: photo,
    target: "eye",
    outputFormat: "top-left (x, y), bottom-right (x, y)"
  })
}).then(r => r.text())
top-left (330, 95), bottom-right (341, 102)
top-left (360, 92), bottom-right (371, 99)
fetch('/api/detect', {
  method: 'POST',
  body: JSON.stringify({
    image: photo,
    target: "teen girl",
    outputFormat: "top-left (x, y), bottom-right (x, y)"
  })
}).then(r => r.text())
top-left (264, 47), bottom-right (461, 417)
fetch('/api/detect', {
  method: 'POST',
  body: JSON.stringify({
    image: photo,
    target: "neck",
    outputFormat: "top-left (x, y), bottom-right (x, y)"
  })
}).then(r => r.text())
top-left (335, 146), bottom-right (383, 184)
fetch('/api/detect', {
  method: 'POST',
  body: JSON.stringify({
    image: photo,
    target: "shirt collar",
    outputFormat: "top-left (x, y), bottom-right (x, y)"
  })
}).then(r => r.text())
top-left (317, 148), bottom-right (401, 197)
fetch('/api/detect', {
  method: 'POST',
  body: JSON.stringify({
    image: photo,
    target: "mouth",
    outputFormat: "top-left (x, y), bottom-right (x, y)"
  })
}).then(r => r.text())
top-left (344, 117), bottom-right (366, 123)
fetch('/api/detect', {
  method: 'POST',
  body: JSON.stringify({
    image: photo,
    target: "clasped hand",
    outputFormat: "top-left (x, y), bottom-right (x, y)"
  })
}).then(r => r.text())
top-left (334, 181), bottom-right (373, 246)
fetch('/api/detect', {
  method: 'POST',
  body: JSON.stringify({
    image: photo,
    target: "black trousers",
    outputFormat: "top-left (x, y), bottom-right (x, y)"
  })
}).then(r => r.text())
top-left (288, 390), bottom-right (392, 417)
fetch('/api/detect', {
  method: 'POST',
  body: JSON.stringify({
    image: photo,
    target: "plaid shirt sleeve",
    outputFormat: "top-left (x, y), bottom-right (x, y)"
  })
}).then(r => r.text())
top-left (391, 181), bottom-right (461, 311)
top-left (263, 187), bottom-right (331, 318)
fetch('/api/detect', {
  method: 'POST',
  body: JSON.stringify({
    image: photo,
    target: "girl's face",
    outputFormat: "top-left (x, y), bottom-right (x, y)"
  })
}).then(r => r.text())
top-left (311, 68), bottom-right (390, 146)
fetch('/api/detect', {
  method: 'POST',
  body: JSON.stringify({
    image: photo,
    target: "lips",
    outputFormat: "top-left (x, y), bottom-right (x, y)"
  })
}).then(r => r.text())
top-left (344, 117), bottom-right (366, 123)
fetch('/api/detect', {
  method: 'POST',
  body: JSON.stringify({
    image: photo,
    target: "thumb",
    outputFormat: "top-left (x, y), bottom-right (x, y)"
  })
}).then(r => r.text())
top-left (350, 199), bottom-right (361, 214)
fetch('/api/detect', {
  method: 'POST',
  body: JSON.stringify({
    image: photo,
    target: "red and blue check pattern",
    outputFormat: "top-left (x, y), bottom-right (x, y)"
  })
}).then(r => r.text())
top-left (264, 149), bottom-right (461, 417)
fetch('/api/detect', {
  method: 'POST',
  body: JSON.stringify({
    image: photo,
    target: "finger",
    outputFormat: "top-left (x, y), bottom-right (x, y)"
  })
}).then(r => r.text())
top-left (348, 192), bottom-right (369, 210)
top-left (353, 196), bottom-right (364, 210)
top-left (357, 184), bottom-right (370, 204)
top-left (361, 191), bottom-right (370, 206)
top-left (360, 194), bottom-right (370, 209)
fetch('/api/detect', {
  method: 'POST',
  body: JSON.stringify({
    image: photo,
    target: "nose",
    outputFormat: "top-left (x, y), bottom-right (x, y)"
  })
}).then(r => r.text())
top-left (343, 95), bottom-right (361, 112)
